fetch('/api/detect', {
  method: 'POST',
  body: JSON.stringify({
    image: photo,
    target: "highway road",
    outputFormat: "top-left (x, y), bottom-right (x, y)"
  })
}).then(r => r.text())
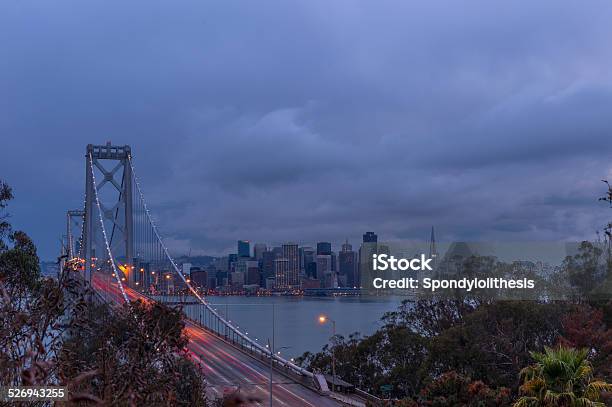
top-left (91, 273), bottom-right (342, 406)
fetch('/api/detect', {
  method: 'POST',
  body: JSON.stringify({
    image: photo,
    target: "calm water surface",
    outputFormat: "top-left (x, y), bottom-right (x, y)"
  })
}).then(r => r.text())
top-left (182, 296), bottom-right (404, 359)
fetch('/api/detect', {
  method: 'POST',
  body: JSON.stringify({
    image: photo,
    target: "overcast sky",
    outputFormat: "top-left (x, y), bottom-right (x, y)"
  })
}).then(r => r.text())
top-left (1, 0), bottom-right (612, 259)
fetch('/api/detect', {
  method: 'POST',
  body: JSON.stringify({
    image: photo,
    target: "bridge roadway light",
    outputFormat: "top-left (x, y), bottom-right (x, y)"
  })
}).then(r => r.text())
top-left (318, 314), bottom-right (337, 393)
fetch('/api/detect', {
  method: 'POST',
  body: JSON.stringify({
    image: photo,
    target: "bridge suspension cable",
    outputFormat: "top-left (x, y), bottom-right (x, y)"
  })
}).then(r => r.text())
top-left (127, 157), bottom-right (314, 378)
top-left (79, 143), bottom-right (313, 379)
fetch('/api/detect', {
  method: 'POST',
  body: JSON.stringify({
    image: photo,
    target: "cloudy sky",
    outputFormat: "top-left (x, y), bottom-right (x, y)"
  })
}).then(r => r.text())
top-left (2, 0), bottom-right (612, 259)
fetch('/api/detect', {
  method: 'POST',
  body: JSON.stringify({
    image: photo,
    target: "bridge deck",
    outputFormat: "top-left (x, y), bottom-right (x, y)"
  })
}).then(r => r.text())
top-left (92, 274), bottom-right (342, 407)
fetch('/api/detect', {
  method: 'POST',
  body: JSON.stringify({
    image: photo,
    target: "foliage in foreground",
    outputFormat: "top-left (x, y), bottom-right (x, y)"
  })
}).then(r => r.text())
top-left (58, 298), bottom-right (207, 406)
top-left (514, 346), bottom-right (612, 407)
top-left (297, 243), bottom-right (612, 406)
top-left (0, 178), bottom-right (207, 406)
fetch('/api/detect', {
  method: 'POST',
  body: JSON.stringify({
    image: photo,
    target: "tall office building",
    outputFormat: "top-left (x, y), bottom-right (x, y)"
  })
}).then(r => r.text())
top-left (316, 254), bottom-right (332, 276)
top-left (246, 266), bottom-right (261, 286)
top-left (261, 250), bottom-right (277, 281)
top-left (216, 270), bottom-right (228, 287)
top-left (316, 254), bottom-right (337, 288)
top-left (305, 261), bottom-right (318, 279)
top-left (316, 242), bottom-right (335, 274)
top-left (230, 271), bottom-right (245, 289)
top-left (338, 239), bottom-right (357, 287)
top-left (254, 243), bottom-right (267, 260)
top-left (299, 246), bottom-right (315, 275)
top-left (238, 240), bottom-right (251, 258)
top-left (190, 269), bottom-right (208, 289)
top-left (215, 256), bottom-right (229, 272)
top-left (274, 258), bottom-right (290, 289)
top-left (228, 253), bottom-right (238, 273)
top-left (235, 258), bottom-right (258, 275)
top-left (282, 243), bottom-right (299, 287)
top-left (316, 242), bottom-right (332, 255)
top-left (428, 226), bottom-right (439, 268)
top-left (363, 232), bottom-right (377, 243)
top-left (359, 231), bottom-right (378, 289)
top-left (173, 262), bottom-right (191, 291)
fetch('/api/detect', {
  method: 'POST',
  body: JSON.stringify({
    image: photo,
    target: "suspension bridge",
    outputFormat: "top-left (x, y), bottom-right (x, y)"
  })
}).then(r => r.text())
top-left (62, 143), bottom-right (376, 407)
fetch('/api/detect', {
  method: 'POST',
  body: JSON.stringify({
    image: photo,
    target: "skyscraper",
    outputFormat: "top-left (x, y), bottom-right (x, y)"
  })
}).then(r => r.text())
top-left (246, 265), bottom-right (261, 286)
top-left (228, 253), bottom-right (238, 273)
top-left (274, 258), bottom-right (290, 289)
top-left (299, 246), bottom-right (314, 274)
top-left (428, 226), bottom-right (438, 267)
top-left (363, 232), bottom-right (377, 243)
top-left (261, 250), bottom-right (277, 282)
top-left (254, 243), bottom-right (267, 260)
top-left (359, 231), bottom-right (378, 289)
top-left (282, 243), bottom-right (299, 287)
top-left (338, 239), bottom-right (357, 287)
top-left (272, 246), bottom-right (283, 258)
top-left (238, 240), bottom-right (250, 258)
top-left (306, 262), bottom-right (316, 277)
top-left (316, 242), bottom-right (332, 255)
top-left (316, 254), bottom-right (337, 288)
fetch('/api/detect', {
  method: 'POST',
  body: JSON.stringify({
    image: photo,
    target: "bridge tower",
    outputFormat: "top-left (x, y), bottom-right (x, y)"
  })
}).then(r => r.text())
top-left (66, 209), bottom-right (84, 259)
top-left (83, 143), bottom-right (134, 286)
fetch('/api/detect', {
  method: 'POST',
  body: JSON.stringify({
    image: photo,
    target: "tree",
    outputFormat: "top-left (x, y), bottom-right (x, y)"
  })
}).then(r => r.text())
top-left (59, 298), bottom-right (207, 405)
top-left (0, 180), bottom-right (207, 405)
top-left (0, 179), bottom-right (13, 250)
top-left (426, 301), bottom-right (569, 389)
top-left (514, 346), bottom-right (612, 407)
top-left (558, 305), bottom-right (612, 381)
top-left (381, 299), bottom-right (477, 338)
top-left (415, 371), bottom-right (511, 407)
top-left (562, 242), bottom-right (606, 300)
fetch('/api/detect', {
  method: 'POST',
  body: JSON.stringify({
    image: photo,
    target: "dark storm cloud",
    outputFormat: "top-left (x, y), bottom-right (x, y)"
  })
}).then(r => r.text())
top-left (1, 0), bottom-right (612, 258)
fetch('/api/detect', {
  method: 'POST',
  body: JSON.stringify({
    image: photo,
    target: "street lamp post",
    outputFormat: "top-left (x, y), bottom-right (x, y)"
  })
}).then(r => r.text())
top-left (269, 303), bottom-right (275, 407)
top-left (318, 315), bottom-right (337, 393)
top-left (268, 341), bottom-right (290, 407)
top-left (267, 303), bottom-right (292, 407)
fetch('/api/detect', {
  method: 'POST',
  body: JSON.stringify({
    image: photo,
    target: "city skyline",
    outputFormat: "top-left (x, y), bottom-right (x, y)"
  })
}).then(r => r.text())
top-left (2, 2), bottom-right (611, 405)
top-left (2, 1), bottom-right (612, 260)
